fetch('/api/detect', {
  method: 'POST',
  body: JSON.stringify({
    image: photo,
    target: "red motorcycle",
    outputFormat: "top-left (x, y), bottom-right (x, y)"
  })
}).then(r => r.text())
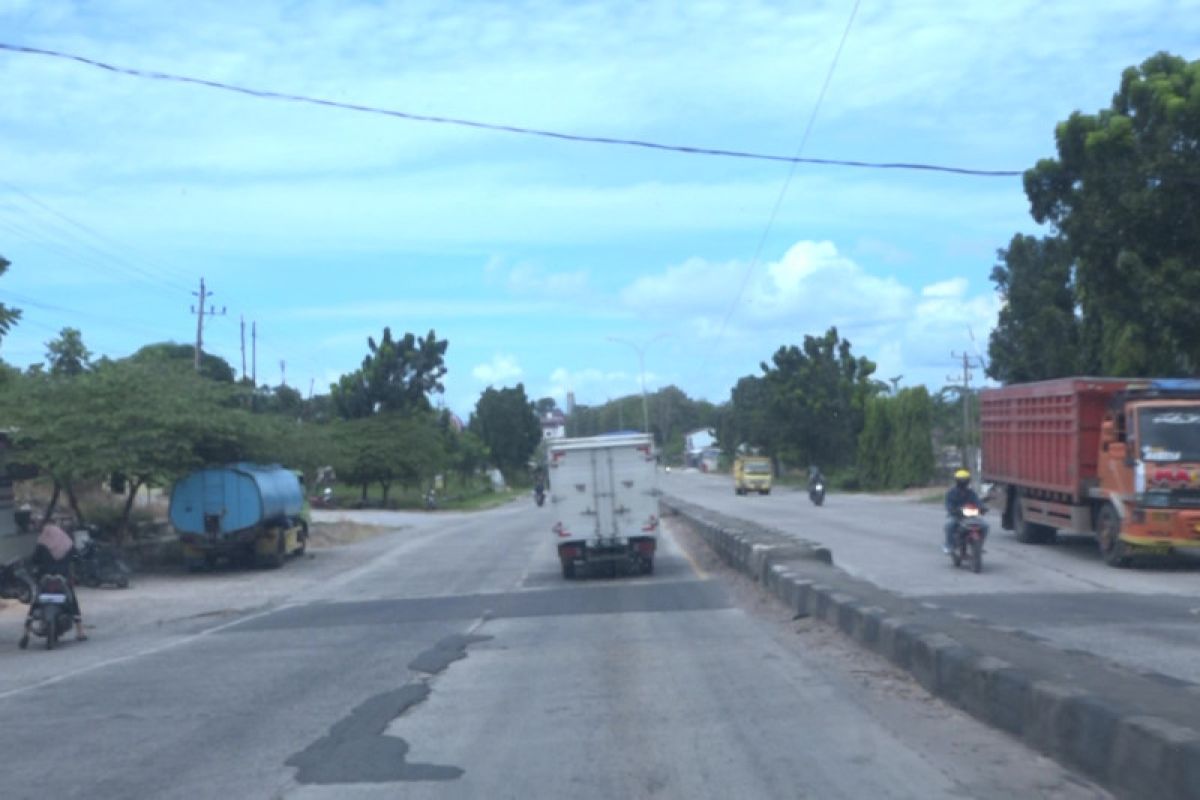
top-left (950, 503), bottom-right (987, 574)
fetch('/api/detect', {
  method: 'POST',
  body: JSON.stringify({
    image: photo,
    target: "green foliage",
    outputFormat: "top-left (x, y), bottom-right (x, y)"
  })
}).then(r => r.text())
top-left (721, 375), bottom-right (771, 458)
top-left (759, 327), bottom-right (881, 469)
top-left (331, 327), bottom-right (448, 419)
top-left (987, 235), bottom-right (1079, 383)
top-left (470, 383), bottom-right (541, 479)
top-left (45, 327), bottom-right (92, 376)
top-left (565, 385), bottom-right (719, 461)
top-left (332, 412), bottom-right (447, 503)
top-left (856, 387), bottom-right (936, 489)
top-left (1020, 52), bottom-right (1200, 377)
top-left (0, 255), bottom-right (22, 344)
top-left (129, 341), bottom-right (236, 383)
top-left (0, 358), bottom-right (255, 540)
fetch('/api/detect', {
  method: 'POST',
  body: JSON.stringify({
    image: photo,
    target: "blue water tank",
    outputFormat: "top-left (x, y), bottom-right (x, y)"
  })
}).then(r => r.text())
top-left (169, 463), bottom-right (303, 538)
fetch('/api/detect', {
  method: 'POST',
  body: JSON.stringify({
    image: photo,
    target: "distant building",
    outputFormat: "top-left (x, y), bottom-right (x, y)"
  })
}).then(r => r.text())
top-left (541, 410), bottom-right (567, 440)
top-left (684, 428), bottom-right (717, 468)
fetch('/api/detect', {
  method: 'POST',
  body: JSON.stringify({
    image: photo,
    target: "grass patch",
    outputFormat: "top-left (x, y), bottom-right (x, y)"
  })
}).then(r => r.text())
top-left (439, 487), bottom-right (524, 511)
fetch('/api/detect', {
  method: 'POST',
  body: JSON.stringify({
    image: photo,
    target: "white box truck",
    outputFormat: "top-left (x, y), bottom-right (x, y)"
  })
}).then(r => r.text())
top-left (548, 433), bottom-right (660, 579)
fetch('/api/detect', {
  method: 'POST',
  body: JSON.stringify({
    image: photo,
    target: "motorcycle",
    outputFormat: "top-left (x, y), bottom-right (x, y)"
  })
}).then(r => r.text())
top-left (950, 503), bottom-right (988, 573)
top-left (808, 479), bottom-right (826, 507)
top-left (19, 573), bottom-right (76, 650)
top-left (75, 529), bottom-right (132, 589)
top-left (0, 557), bottom-right (36, 605)
top-left (424, 489), bottom-right (438, 510)
top-left (534, 487), bottom-right (546, 507)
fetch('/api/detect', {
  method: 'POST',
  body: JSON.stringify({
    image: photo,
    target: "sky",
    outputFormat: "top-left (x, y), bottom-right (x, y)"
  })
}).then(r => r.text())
top-left (0, 0), bottom-right (1198, 418)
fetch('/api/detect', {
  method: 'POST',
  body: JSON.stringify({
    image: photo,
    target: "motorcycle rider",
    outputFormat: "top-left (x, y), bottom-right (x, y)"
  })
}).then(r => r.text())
top-left (944, 469), bottom-right (987, 554)
top-left (807, 465), bottom-right (825, 492)
top-left (20, 522), bottom-right (87, 646)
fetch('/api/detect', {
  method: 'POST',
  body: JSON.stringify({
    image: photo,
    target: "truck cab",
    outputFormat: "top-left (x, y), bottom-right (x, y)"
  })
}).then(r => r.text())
top-left (1098, 384), bottom-right (1200, 560)
top-left (733, 456), bottom-right (772, 495)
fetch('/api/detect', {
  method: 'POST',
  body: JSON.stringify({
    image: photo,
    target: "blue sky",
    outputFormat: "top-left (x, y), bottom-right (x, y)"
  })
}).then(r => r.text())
top-left (0, 0), bottom-right (1197, 417)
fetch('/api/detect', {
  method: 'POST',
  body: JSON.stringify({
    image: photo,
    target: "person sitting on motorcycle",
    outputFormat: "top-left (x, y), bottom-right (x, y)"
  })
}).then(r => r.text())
top-left (807, 465), bottom-right (824, 490)
top-left (23, 523), bottom-right (87, 644)
top-left (944, 469), bottom-right (988, 554)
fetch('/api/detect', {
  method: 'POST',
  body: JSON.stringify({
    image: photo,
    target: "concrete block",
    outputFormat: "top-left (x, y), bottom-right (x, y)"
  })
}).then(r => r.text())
top-left (1111, 715), bottom-right (1200, 800)
top-left (909, 632), bottom-right (960, 695)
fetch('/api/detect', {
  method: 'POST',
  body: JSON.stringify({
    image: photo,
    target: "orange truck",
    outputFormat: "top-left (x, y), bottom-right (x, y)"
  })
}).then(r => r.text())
top-left (981, 378), bottom-right (1200, 566)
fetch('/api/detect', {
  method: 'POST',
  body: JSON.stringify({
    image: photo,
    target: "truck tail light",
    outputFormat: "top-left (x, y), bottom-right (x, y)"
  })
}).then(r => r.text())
top-left (642, 515), bottom-right (659, 532)
top-left (559, 544), bottom-right (581, 560)
top-left (634, 539), bottom-right (656, 555)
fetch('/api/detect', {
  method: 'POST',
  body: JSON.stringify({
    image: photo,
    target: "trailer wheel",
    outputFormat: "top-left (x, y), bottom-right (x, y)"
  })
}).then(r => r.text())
top-left (1097, 504), bottom-right (1130, 567)
top-left (1013, 497), bottom-right (1055, 544)
top-left (561, 560), bottom-right (575, 580)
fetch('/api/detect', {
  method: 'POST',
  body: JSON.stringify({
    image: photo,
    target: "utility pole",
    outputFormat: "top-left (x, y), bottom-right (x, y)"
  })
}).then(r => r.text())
top-left (607, 334), bottom-right (670, 435)
top-left (280, 359), bottom-right (287, 387)
top-left (948, 351), bottom-right (986, 482)
top-left (308, 378), bottom-right (315, 400)
top-left (190, 277), bottom-right (225, 372)
top-left (240, 316), bottom-right (247, 381)
top-left (251, 321), bottom-right (257, 387)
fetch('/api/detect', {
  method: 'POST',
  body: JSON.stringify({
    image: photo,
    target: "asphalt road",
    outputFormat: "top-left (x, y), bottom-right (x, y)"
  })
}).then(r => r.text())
top-left (0, 500), bottom-right (1103, 799)
top-left (662, 469), bottom-right (1200, 686)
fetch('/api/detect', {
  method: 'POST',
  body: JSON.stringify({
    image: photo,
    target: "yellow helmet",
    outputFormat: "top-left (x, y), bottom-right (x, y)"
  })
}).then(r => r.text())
top-left (954, 469), bottom-right (971, 481)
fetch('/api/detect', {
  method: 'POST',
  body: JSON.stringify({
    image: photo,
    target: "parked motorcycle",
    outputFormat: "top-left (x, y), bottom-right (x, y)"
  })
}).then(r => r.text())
top-left (19, 573), bottom-right (76, 650)
top-left (0, 557), bottom-right (36, 605)
top-left (75, 529), bottom-right (132, 589)
top-left (534, 487), bottom-right (546, 507)
top-left (808, 480), bottom-right (826, 507)
top-left (950, 503), bottom-right (987, 573)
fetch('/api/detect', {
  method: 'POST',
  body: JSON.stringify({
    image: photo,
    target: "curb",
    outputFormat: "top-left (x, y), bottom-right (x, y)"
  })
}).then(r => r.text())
top-left (662, 495), bottom-right (1200, 800)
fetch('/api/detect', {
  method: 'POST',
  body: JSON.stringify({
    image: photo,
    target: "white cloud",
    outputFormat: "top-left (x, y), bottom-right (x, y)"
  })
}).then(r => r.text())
top-left (622, 240), bottom-right (911, 335)
top-left (618, 239), bottom-right (999, 393)
top-left (472, 354), bottom-right (523, 385)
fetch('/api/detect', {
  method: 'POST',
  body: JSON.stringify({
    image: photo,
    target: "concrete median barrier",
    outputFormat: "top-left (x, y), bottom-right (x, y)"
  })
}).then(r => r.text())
top-left (661, 494), bottom-right (1200, 800)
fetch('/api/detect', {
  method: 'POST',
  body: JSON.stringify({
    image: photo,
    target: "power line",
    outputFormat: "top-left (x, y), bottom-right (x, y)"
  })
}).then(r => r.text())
top-left (0, 181), bottom-right (193, 296)
top-left (712, 0), bottom-right (863, 348)
top-left (0, 41), bottom-right (1022, 179)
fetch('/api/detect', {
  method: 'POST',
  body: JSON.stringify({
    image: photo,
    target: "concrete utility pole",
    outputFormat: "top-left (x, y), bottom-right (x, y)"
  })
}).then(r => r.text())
top-left (240, 316), bottom-right (247, 381)
top-left (607, 334), bottom-right (669, 435)
top-left (948, 351), bottom-right (986, 482)
top-left (190, 277), bottom-right (225, 372)
top-left (251, 321), bottom-right (257, 387)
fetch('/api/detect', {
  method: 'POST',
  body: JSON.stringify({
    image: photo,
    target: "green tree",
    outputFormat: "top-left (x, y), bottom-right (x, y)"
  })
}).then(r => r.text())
top-left (470, 383), bottom-right (541, 480)
top-left (760, 327), bottom-right (881, 470)
top-left (129, 342), bottom-right (236, 382)
top-left (331, 328), bottom-right (448, 419)
top-left (45, 327), bottom-right (92, 376)
top-left (1023, 52), bottom-right (1200, 375)
top-left (333, 413), bottom-right (446, 504)
top-left (857, 387), bottom-right (935, 489)
top-left (987, 235), bottom-right (1079, 383)
top-left (1, 358), bottom-right (254, 540)
top-left (0, 255), bottom-right (22, 345)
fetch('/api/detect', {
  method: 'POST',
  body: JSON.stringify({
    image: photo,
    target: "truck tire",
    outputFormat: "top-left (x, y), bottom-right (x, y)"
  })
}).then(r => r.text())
top-left (561, 560), bottom-right (575, 580)
top-left (1097, 504), bottom-right (1130, 567)
top-left (644, 556), bottom-right (655, 575)
top-left (1013, 497), bottom-right (1055, 544)
top-left (258, 530), bottom-right (286, 569)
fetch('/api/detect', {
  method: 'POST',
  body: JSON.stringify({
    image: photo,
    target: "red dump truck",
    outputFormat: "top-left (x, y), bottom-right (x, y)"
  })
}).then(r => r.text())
top-left (981, 377), bottom-right (1200, 566)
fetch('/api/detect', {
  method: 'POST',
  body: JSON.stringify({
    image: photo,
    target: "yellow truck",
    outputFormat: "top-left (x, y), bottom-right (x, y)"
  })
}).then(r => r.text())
top-left (733, 456), bottom-right (773, 495)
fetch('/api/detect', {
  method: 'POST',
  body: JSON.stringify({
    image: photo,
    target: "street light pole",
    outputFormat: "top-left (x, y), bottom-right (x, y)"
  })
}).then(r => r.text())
top-left (607, 334), bottom-right (668, 435)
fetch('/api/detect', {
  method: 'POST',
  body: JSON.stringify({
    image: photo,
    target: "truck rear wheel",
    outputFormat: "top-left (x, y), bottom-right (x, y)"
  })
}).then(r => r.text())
top-left (561, 559), bottom-right (575, 580)
top-left (1013, 497), bottom-right (1055, 544)
top-left (1097, 504), bottom-right (1130, 567)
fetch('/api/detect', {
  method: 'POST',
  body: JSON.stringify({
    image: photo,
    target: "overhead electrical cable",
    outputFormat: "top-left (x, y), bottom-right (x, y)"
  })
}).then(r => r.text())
top-left (0, 180), bottom-right (193, 295)
top-left (710, 0), bottom-right (863, 350)
top-left (0, 41), bottom-right (1021, 179)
